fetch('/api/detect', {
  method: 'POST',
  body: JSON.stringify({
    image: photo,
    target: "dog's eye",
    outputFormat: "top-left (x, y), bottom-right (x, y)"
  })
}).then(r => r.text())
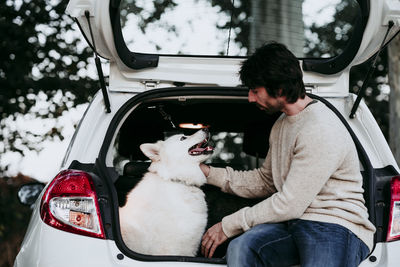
top-left (180, 136), bottom-right (187, 141)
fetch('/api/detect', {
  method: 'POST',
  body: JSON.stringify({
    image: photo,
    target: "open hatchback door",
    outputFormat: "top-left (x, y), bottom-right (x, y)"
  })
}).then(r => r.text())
top-left (66, 0), bottom-right (400, 95)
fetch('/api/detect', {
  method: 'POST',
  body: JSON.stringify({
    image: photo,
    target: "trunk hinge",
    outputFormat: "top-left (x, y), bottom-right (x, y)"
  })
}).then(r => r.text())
top-left (85, 10), bottom-right (111, 113)
top-left (305, 84), bottom-right (318, 94)
top-left (142, 80), bottom-right (160, 90)
top-left (349, 20), bottom-right (395, 119)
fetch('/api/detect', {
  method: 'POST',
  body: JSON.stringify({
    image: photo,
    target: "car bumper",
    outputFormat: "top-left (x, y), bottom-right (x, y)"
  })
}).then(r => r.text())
top-left (359, 241), bottom-right (400, 267)
top-left (14, 207), bottom-right (221, 267)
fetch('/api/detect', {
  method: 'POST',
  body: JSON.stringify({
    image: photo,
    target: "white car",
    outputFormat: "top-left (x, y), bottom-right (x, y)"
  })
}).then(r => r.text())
top-left (15, 0), bottom-right (400, 266)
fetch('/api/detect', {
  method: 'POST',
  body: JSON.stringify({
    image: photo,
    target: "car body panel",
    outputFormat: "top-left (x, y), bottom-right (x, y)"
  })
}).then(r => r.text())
top-left (15, 204), bottom-right (223, 267)
top-left (326, 96), bottom-right (399, 172)
top-left (353, 0), bottom-right (400, 66)
top-left (359, 242), bottom-right (400, 266)
top-left (61, 91), bottom-right (131, 169)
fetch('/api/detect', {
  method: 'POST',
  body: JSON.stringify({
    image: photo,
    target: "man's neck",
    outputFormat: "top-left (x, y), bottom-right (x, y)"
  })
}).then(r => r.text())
top-left (281, 95), bottom-right (313, 116)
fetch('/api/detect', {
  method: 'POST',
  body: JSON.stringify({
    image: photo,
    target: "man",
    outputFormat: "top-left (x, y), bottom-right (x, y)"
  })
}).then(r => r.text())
top-left (200, 43), bottom-right (375, 267)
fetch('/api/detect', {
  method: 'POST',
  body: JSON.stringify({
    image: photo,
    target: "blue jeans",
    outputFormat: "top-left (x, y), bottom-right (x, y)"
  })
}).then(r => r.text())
top-left (226, 220), bottom-right (369, 267)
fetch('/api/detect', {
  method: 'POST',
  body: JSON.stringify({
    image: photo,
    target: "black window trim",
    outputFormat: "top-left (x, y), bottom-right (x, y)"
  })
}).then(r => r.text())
top-left (109, 0), bottom-right (369, 74)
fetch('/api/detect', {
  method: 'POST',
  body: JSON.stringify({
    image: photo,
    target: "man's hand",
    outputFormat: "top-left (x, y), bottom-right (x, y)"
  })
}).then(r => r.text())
top-left (201, 222), bottom-right (228, 258)
top-left (200, 163), bottom-right (210, 177)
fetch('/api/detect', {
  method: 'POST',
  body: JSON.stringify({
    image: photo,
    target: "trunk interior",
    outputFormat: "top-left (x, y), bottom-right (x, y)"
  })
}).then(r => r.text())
top-left (111, 96), bottom-right (280, 259)
top-left (98, 91), bottom-right (398, 262)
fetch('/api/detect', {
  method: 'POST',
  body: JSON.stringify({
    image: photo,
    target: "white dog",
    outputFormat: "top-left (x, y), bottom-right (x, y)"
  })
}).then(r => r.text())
top-left (119, 128), bottom-right (213, 256)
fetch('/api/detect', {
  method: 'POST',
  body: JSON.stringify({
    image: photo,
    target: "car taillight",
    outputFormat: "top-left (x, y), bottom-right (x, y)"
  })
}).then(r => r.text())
top-left (40, 170), bottom-right (105, 239)
top-left (387, 175), bottom-right (400, 242)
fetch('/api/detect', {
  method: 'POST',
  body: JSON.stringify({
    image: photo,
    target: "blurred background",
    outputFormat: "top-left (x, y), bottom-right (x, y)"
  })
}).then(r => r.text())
top-left (1, 0), bottom-right (399, 266)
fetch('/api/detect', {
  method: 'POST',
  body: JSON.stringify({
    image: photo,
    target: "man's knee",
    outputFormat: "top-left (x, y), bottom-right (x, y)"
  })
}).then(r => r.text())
top-left (226, 224), bottom-right (299, 267)
top-left (226, 234), bottom-right (258, 267)
top-left (227, 235), bottom-right (251, 255)
top-left (226, 230), bottom-right (279, 267)
top-left (227, 227), bottom-right (265, 256)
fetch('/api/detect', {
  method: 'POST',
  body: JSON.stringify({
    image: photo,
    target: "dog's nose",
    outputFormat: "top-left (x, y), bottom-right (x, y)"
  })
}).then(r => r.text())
top-left (202, 128), bottom-right (209, 133)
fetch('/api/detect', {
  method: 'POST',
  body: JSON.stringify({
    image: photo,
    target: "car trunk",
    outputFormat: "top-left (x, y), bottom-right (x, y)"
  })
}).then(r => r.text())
top-left (72, 87), bottom-right (396, 264)
top-left (110, 89), bottom-right (277, 261)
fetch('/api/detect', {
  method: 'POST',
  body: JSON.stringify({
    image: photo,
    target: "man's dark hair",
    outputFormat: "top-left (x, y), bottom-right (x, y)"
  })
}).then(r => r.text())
top-left (239, 42), bottom-right (306, 103)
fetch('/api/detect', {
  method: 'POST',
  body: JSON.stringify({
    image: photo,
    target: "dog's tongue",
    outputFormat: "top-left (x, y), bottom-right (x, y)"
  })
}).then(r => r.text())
top-left (189, 145), bottom-right (214, 155)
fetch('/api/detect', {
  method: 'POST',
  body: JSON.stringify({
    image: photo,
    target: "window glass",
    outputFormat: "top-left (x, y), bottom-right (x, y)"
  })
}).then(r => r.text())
top-left (119, 0), bottom-right (359, 57)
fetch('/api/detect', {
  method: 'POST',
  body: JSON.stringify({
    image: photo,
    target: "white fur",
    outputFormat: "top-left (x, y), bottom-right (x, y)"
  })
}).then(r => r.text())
top-left (119, 130), bottom-right (211, 256)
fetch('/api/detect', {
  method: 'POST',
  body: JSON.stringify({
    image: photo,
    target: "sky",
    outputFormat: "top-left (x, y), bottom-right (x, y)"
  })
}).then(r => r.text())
top-left (2, 0), bottom-right (349, 183)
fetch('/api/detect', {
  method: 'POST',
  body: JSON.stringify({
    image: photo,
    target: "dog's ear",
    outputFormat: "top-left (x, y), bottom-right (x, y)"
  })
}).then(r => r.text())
top-left (140, 142), bottom-right (161, 161)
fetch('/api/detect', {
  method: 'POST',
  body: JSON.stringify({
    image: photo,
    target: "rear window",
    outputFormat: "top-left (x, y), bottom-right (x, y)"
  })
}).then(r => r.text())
top-left (119, 0), bottom-right (360, 58)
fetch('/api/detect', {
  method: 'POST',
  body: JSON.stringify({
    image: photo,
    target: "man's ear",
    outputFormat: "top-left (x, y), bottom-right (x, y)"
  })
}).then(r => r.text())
top-left (140, 142), bottom-right (162, 161)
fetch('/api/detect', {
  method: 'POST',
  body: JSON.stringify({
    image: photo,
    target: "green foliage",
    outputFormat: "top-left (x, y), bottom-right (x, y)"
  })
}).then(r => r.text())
top-left (304, 0), bottom-right (358, 57)
top-left (121, 0), bottom-right (177, 32)
top-left (0, 0), bottom-right (96, 116)
top-left (0, 0), bottom-right (98, 172)
top-left (209, 0), bottom-right (251, 52)
top-left (350, 52), bottom-right (389, 139)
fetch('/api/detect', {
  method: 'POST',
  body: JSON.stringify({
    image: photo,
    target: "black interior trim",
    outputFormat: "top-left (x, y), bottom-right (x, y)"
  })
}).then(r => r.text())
top-left (109, 0), bottom-right (159, 69)
top-left (109, 0), bottom-right (368, 74)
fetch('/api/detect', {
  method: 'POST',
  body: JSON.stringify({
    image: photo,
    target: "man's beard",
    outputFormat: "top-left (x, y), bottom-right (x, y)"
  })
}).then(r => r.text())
top-left (256, 101), bottom-right (283, 114)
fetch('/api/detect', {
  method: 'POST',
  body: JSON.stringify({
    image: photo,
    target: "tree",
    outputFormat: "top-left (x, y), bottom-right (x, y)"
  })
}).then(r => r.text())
top-left (209, 0), bottom-right (251, 53)
top-left (0, 0), bottom-right (97, 173)
top-left (249, 0), bottom-right (304, 56)
top-left (388, 35), bottom-right (400, 166)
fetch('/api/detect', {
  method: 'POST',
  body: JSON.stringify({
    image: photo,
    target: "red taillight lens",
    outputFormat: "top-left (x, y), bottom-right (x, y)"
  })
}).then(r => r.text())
top-left (387, 175), bottom-right (400, 242)
top-left (40, 170), bottom-right (105, 239)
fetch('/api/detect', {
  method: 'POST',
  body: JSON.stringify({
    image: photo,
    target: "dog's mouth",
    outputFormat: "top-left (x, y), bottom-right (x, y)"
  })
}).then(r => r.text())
top-left (188, 137), bottom-right (214, 156)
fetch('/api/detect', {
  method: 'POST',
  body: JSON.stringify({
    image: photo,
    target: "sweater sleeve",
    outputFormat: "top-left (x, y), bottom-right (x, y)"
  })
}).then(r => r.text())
top-left (221, 124), bottom-right (347, 238)
top-left (207, 150), bottom-right (276, 199)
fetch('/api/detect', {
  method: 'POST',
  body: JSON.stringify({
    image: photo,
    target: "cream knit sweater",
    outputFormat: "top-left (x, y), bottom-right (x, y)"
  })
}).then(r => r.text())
top-left (207, 101), bottom-right (376, 250)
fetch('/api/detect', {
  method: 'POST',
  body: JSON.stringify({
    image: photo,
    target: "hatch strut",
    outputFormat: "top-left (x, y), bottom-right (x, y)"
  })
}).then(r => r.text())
top-left (84, 10), bottom-right (111, 113)
top-left (158, 105), bottom-right (177, 129)
top-left (349, 21), bottom-right (394, 118)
